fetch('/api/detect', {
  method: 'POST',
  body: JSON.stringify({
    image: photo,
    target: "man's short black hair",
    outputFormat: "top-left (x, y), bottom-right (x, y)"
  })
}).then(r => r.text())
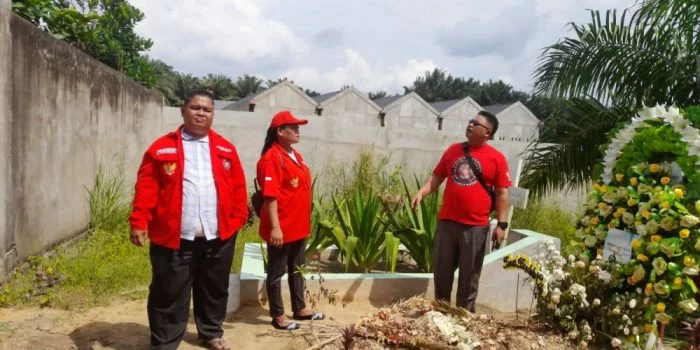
top-left (478, 110), bottom-right (499, 139)
top-left (183, 89), bottom-right (215, 106)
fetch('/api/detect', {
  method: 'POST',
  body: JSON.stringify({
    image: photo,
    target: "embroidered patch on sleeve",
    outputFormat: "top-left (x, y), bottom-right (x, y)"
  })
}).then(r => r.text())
top-left (265, 177), bottom-right (272, 181)
top-left (156, 147), bottom-right (177, 156)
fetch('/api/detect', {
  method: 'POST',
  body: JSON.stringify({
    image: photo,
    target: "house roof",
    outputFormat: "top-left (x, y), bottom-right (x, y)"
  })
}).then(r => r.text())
top-left (222, 80), bottom-right (318, 111)
top-left (312, 90), bottom-right (341, 104)
top-left (373, 95), bottom-right (403, 108)
top-left (430, 99), bottom-right (461, 112)
top-left (482, 103), bottom-right (512, 115)
top-left (214, 100), bottom-right (235, 110)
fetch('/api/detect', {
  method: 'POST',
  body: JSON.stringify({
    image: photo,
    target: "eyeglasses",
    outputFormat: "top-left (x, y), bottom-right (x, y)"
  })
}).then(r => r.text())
top-left (468, 119), bottom-right (491, 131)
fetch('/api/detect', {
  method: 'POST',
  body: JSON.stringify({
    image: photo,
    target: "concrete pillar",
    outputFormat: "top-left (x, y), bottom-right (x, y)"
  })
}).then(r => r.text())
top-left (0, 0), bottom-right (15, 280)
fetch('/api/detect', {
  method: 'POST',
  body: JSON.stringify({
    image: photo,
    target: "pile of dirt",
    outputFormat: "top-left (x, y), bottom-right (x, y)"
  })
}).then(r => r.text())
top-left (307, 297), bottom-right (572, 350)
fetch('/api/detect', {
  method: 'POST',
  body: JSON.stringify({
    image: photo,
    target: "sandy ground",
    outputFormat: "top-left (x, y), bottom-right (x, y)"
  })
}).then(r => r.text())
top-left (0, 298), bottom-right (383, 350)
top-left (0, 298), bottom-right (564, 350)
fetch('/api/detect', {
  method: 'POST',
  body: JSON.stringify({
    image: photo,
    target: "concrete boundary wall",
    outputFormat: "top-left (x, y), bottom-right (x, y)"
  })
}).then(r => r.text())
top-left (163, 108), bottom-right (532, 193)
top-left (0, 13), bottom-right (163, 280)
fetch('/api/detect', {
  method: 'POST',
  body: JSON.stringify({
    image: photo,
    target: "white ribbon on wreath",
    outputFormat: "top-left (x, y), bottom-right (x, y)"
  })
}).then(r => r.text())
top-left (601, 105), bottom-right (700, 184)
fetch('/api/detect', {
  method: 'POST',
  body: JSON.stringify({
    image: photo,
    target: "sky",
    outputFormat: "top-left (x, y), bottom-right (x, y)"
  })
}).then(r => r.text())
top-left (129, 0), bottom-right (637, 95)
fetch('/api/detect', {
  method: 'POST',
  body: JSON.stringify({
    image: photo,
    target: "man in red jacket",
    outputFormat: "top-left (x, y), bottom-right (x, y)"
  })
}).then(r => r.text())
top-left (129, 90), bottom-right (248, 350)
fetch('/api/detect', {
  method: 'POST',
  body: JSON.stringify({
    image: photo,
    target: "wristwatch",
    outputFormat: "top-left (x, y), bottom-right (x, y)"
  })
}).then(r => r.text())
top-left (497, 221), bottom-right (509, 230)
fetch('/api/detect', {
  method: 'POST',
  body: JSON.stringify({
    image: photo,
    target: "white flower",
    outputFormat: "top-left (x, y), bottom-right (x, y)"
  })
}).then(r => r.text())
top-left (633, 327), bottom-right (639, 335)
top-left (629, 299), bottom-right (637, 309)
top-left (551, 294), bottom-right (560, 304)
top-left (593, 298), bottom-right (601, 306)
top-left (597, 270), bottom-right (612, 283)
top-left (552, 268), bottom-right (565, 281)
top-left (570, 283), bottom-right (586, 296)
top-left (624, 327), bottom-right (630, 335)
top-left (612, 307), bottom-right (621, 315)
top-left (611, 337), bottom-right (622, 348)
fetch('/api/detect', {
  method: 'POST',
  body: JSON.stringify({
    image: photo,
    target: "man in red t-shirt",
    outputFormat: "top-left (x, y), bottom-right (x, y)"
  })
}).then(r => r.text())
top-left (411, 110), bottom-right (511, 312)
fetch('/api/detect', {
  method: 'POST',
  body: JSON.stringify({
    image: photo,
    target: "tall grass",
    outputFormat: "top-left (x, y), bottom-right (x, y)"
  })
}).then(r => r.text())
top-left (511, 201), bottom-right (578, 251)
top-left (86, 164), bottom-right (132, 232)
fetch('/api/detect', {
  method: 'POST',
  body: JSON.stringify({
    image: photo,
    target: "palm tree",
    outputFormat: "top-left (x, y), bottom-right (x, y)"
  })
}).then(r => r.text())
top-left (522, 0), bottom-right (700, 198)
top-left (201, 74), bottom-right (237, 100)
top-left (149, 59), bottom-right (178, 105)
top-left (173, 73), bottom-right (202, 106)
top-left (234, 74), bottom-right (265, 99)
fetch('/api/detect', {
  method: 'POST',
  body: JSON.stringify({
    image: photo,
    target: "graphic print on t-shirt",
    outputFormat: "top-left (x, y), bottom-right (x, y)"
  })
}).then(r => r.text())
top-left (451, 157), bottom-right (480, 186)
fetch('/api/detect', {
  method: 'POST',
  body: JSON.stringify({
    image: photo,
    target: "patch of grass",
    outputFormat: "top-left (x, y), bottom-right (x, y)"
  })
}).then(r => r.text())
top-left (0, 166), bottom-right (150, 309)
top-left (231, 220), bottom-right (263, 274)
top-left (511, 201), bottom-right (578, 252)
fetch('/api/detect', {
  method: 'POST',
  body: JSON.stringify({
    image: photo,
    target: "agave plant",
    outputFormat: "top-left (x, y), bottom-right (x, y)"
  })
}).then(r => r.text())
top-left (324, 187), bottom-right (399, 273)
top-left (385, 174), bottom-right (441, 272)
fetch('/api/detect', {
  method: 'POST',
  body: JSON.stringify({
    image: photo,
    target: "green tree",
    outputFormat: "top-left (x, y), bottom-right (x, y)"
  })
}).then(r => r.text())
top-left (149, 59), bottom-right (179, 105)
top-left (368, 91), bottom-right (388, 100)
top-left (172, 73), bottom-right (201, 106)
top-left (234, 74), bottom-right (264, 99)
top-left (522, 0), bottom-right (700, 198)
top-left (12, 0), bottom-right (154, 86)
top-left (201, 74), bottom-right (237, 100)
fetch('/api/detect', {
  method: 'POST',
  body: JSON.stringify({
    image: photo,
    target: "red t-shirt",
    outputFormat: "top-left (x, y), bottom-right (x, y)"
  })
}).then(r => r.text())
top-left (256, 143), bottom-right (312, 243)
top-left (433, 142), bottom-right (511, 226)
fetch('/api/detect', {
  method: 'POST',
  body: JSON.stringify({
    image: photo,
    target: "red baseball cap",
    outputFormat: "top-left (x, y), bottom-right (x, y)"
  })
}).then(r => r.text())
top-left (269, 110), bottom-right (308, 129)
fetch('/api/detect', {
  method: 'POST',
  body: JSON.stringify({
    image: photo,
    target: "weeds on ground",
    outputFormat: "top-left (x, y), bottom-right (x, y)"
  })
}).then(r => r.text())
top-left (0, 165), bottom-right (149, 309)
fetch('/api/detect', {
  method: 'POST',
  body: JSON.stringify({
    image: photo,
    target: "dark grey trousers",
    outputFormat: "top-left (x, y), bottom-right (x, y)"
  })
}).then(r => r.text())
top-left (432, 219), bottom-right (489, 312)
top-left (266, 238), bottom-right (307, 318)
top-left (147, 236), bottom-right (236, 350)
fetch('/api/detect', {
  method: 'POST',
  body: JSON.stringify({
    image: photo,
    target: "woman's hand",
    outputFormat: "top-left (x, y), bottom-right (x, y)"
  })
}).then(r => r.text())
top-left (270, 226), bottom-right (284, 247)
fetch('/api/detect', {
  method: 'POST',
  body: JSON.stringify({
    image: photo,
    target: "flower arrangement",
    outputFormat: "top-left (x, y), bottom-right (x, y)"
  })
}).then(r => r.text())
top-left (505, 105), bottom-right (700, 348)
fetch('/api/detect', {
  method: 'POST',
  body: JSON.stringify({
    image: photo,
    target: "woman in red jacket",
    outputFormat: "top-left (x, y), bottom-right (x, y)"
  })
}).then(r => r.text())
top-left (256, 110), bottom-right (324, 330)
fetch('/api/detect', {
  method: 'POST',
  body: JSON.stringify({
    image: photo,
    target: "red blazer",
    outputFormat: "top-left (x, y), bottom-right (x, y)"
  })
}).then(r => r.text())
top-left (129, 127), bottom-right (248, 249)
top-left (256, 143), bottom-right (312, 243)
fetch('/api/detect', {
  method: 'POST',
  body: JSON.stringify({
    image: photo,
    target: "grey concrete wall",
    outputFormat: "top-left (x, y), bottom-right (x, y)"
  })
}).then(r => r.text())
top-left (319, 89), bottom-right (382, 127)
top-left (441, 100), bottom-right (482, 133)
top-left (0, 14), bottom-right (163, 280)
top-left (386, 96), bottom-right (440, 130)
top-left (494, 103), bottom-right (540, 142)
top-left (0, 1), bottom-right (14, 277)
top-left (164, 108), bottom-right (530, 194)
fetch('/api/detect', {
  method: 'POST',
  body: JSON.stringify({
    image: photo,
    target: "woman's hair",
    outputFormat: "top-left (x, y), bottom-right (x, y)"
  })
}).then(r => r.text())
top-left (261, 127), bottom-right (279, 156)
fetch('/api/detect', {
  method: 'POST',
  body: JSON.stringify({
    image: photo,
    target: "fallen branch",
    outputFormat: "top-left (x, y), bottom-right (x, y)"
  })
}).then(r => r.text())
top-left (305, 335), bottom-right (342, 350)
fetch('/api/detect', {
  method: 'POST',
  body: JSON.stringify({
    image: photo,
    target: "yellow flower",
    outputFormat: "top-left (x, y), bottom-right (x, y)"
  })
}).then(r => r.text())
top-left (628, 199), bottom-right (638, 207)
top-left (608, 222), bottom-right (617, 229)
top-left (642, 210), bottom-right (652, 220)
top-left (631, 239), bottom-right (642, 250)
top-left (627, 276), bottom-right (638, 285)
top-left (649, 164), bottom-right (660, 173)
top-left (680, 229), bottom-right (690, 239)
top-left (674, 188), bottom-right (685, 198)
top-left (643, 324), bottom-right (654, 333)
top-left (598, 202), bottom-right (608, 210)
top-left (645, 283), bottom-right (654, 296)
top-left (651, 235), bottom-right (662, 242)
top-left (661, 177), bottom-right (671, 185)
top-left (593, 183), bottom-right (601, 191)
top-left (591, 217), bottom-right (600, 225)
top-left (630, 177), bottom-right (638, 186)
top-left (661, 201), bottom-right (671, 210)
top-left (638, 254), bottom-right (649, 262)
top-left (656, 302), bottom-right (666, 313)
top-left (616, 207), bottom-right (626, 215)
top-left (615, 174), bottom-right (625, 183)
top-left (685, 256), bottom-right (695, 267)
top-left (673, 277), bottom-right (683, 289)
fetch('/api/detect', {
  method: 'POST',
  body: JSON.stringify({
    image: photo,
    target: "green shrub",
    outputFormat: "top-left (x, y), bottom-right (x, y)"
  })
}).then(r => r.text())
top-left (511, 201), bottom-right (578, 251)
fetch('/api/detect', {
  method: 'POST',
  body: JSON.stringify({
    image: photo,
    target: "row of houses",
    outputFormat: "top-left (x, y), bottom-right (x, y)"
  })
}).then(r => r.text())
top-left (215, 81), bottom-right (541, 142)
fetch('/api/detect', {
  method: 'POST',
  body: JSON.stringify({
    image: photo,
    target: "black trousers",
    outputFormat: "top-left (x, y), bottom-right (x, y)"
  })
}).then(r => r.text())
top-left (266, 238), bottom-right (306, 318)
top-left (432, 220), bottom-right (489, 312)
top-left (147, 236), bottom-right (236, 350)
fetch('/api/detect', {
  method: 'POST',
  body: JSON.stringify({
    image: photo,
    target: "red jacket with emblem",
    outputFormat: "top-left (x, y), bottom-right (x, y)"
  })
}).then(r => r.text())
top-left (256, 143), bottom-right (312, 244)
top-left (129, 127), bottom-right (249, 249)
